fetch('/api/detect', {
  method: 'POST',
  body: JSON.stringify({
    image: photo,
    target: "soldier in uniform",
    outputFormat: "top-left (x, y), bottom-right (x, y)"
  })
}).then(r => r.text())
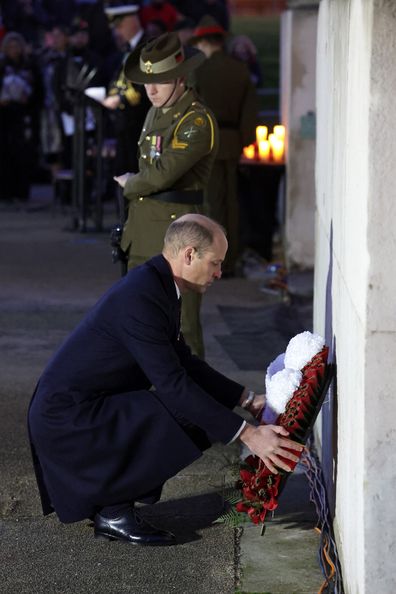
top-left (190, 16), bottom-right (259, 277)
top-left (103, 4), bottom-right (150, 175)
top-left (114, 32), bottom-right (219, 358)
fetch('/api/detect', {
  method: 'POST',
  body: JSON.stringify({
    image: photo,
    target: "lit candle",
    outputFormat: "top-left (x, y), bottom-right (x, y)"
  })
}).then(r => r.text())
top-left (273, 125), bottom-right (285, 141)
top-left (258, 140), bottom-right (270, 161)
top-left (269, 133), bottom-right (284, 163)
top-left (256, 125), bottom-right (268, 144)
top-left (243, 144), bottom-right (256, 160)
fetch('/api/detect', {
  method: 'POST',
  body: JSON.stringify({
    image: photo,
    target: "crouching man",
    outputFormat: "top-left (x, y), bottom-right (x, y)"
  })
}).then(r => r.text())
top-left (28, 214), bottom-right (302, 545)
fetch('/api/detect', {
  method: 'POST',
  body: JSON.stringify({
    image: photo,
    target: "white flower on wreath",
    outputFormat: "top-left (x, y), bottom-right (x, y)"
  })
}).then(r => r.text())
top-left (284, 331), bottom-right (325, 371)
top-left (262, 331), bottom-right (325, 421)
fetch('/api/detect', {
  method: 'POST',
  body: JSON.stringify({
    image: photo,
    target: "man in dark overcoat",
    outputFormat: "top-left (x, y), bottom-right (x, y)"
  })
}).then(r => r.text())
top-left (28, 214), bottom-right (302, 545)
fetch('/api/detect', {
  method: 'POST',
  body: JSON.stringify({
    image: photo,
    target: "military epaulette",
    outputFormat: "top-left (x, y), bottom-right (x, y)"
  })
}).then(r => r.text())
top-left (191, 100), bottom-right (208, 113)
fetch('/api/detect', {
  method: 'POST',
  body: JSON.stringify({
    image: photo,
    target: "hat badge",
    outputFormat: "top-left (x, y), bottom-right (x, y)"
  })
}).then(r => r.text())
top-left (144, 60), bottom-right (153, 74)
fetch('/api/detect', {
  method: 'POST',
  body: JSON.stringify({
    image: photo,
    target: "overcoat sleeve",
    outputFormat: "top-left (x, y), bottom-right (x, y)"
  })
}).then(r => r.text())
top-left (123, 110), bottom-right (216, 200)
top-left (115, 285), bottom-right (244, 444)
top-left (174, 337), bottom-right (244, 410)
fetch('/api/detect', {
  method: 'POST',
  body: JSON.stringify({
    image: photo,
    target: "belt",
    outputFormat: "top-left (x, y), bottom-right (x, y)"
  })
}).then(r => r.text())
top-left (144, 189), bottom-right (203, 205)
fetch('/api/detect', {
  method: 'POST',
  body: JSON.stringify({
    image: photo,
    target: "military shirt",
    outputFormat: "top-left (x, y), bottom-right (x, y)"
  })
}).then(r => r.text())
top-left (121, 88), bottom-right (219, 257)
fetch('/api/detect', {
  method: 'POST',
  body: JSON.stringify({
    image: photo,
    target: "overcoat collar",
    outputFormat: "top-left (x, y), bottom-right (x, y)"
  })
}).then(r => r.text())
top-left (147, 254), bottom-right (179, 305)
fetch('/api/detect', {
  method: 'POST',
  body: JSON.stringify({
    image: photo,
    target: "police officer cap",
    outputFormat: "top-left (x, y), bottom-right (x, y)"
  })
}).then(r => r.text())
top-left (105, 4), bottom-right (140, 26)
top-left (124, 32), bottom-right (205, 84)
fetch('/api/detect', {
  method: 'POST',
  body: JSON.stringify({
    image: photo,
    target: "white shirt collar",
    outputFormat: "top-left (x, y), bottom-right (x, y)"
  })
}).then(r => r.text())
top-left (174, 282), bottom-right (181, 300)
top-left (129, 29), bottom-right (144, 50)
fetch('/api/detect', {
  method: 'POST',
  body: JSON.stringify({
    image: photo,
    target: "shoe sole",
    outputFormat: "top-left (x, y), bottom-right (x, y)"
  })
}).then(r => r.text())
top-left (94, 531), bottom-right (176, 546)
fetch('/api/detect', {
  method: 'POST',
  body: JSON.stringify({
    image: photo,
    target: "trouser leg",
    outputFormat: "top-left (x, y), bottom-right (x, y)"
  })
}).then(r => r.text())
top-left (204, 159), bottom-right (239, 275)
top-left (100, 502), bottom-right (132, 519)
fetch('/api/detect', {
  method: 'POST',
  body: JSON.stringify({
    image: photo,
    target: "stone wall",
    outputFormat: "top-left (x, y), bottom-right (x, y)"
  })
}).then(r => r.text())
top-left (280, 7), bottom-right (318, 267)
top-left (315, 1), bottom-right (396, 592)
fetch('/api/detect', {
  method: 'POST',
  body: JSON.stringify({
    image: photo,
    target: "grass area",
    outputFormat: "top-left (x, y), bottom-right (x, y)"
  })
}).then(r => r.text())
top-left (230, 15), bottom-right (281, 116)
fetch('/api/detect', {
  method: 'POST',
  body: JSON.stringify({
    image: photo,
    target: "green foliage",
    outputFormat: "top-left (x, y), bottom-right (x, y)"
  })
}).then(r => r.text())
top-left (214, 486), bottom-right (248, 527)
top-left (214, 505), bottom-right (248, 528)
top-left (221, 486), bottom-right (243, 505)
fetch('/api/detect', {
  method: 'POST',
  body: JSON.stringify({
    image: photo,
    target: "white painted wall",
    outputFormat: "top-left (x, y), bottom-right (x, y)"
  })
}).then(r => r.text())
top-left (315, 1), bottom-right (396, 592)
top-left (281, 8), bottom-right (317, 268)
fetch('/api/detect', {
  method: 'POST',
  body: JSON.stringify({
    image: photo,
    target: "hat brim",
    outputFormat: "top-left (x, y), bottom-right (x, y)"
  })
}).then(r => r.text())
top-left (189, 27), bottom-right (229, 46)
top-left (124, 45), bottom-right (205, 84)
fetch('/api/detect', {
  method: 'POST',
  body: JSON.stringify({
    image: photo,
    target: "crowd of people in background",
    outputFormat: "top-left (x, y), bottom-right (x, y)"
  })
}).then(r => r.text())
top-left (0, 0), bottom-right (262, 207)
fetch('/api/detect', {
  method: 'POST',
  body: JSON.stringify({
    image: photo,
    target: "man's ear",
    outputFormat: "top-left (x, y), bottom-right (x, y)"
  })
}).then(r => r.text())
top-left (184, 246), bottom-right (194, 264)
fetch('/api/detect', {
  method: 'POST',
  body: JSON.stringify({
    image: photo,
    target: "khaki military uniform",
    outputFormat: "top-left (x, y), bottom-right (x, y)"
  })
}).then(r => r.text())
top-left (121, 88), bottom-right (218, 357)
top-left (193, 50), bottom-right (258, 275)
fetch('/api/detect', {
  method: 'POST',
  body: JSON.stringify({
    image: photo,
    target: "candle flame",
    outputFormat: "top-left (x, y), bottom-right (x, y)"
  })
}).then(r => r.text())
top-left (243, 144), bottom-right (256, 160)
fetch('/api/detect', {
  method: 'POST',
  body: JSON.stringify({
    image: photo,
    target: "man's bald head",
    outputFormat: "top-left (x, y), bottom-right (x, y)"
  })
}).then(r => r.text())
top-left (163, 214), bottom-right (226, 259)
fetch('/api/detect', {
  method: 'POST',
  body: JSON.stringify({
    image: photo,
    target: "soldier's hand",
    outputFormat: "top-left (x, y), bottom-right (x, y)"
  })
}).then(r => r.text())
top-left (102, 95), bottom-right (121, 110)
top-left (114, 173), bottom-right (133, 188)
top-left (239, 423), bottom-right (304, 474)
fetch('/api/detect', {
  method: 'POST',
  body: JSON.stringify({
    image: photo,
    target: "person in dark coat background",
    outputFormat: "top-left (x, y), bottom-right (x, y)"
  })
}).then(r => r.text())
top-left (0, 31), bottom-right (42, 204)
top-left (28, 214), bottom-right (303, 546)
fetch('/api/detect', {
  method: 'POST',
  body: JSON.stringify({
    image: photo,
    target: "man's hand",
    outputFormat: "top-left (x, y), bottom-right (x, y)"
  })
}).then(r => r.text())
top-left (114, 173), bottom-right (133, 188)
top-left (239, 423), bottom-right (304, 474)
top-left (102, 95), bottom-right (121, 110)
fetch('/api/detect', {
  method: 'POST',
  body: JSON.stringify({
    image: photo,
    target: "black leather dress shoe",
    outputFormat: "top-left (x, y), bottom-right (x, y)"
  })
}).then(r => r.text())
top-left (94, 509), bottom-right (176, 546)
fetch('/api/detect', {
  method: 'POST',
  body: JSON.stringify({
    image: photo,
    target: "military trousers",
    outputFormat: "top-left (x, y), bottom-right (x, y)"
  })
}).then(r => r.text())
top-left (204, 158), bottom-right (240, 276)
top-left (124, 197), bottom-right (205, 358)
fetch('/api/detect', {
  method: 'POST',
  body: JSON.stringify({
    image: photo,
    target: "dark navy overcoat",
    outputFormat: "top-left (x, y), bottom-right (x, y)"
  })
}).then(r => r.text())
top-left (28, 255), bottom-right (244, 523)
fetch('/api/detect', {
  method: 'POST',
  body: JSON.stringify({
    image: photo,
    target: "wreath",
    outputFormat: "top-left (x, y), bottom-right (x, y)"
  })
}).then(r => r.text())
top-left (220, 331), bottom-right (334, 528)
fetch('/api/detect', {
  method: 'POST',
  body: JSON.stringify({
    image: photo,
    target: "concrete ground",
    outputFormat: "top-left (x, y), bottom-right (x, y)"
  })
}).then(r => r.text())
top-left (0, 188), bottom-right (323, 594)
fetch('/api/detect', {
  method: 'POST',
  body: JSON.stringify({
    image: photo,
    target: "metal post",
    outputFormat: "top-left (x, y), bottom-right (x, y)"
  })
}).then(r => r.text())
top-left (78, 97), bottom-right (87, 232)
top-left (116, 185), bottom-right (127, 277)
top-left (71, 103), bottom-right (81, 230)
top-left (94, 103), bottom-right (104, 232)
